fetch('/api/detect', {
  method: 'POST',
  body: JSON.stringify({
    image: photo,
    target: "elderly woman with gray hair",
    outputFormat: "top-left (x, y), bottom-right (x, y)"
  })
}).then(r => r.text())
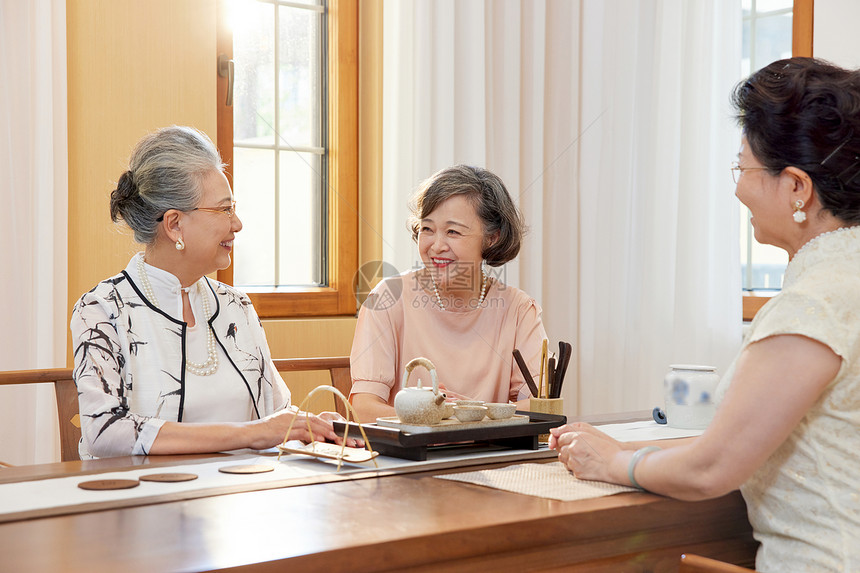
top-left (349, 165), bottom-right (547, 423)
top-left (71, 126), bottom-right (350, 458)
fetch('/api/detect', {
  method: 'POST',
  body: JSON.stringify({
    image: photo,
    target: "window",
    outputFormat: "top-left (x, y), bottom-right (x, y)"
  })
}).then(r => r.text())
top-left (217, 0), bottom-right (358, 318)
top-left (741, 0), bottom-right (813, 320)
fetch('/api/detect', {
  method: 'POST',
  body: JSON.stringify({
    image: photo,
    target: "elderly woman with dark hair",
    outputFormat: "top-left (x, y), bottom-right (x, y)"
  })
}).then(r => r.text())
top-left (349, 165), bottom-right (547, 423)
top-left (551, 58), bottom-right (860, 571)
top-left (71, 126), bottom-right (351, 458)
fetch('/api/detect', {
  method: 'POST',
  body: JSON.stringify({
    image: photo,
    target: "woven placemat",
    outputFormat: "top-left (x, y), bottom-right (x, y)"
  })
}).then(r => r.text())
top-left (436, 461), bottom-right (638, 501)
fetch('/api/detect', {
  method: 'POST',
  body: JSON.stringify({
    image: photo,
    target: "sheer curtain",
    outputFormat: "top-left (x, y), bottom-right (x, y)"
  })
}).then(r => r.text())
top-left (0, 0), bottom-right (67, 464)
top-left (381, 0), bottom-right (743, 415)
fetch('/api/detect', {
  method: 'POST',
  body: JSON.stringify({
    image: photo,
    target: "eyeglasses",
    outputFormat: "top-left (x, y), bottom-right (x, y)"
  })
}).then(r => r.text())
top-left (193, 200), bottom-right (237, 218)
top-left (156, 201), bottom-right (237, 222)
top-left (730, 162), bottom-right (768, 184)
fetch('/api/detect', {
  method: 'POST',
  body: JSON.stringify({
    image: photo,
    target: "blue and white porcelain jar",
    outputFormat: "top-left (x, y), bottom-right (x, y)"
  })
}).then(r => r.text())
top-left (663, 365), bottom-right (719, 429)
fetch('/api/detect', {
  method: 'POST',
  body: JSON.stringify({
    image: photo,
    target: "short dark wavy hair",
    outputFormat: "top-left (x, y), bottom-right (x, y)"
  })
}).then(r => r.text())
top-left (407, 165), bottom-right (525, 266)
top-left (732, 57), bottom-right (860, 224)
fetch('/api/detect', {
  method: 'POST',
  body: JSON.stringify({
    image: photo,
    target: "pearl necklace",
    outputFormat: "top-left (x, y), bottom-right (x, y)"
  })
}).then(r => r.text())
top-left (428, 267), bottom-right (488, 311)
top-left (136, 254), bottom-right (219, 376)
top-left (794, 226), bottom-right (858, 260)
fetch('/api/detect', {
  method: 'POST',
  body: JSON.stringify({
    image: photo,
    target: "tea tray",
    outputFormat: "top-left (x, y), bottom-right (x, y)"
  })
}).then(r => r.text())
top-left (333, 411), bottom-right (566, 461)
top-left (375, 414), bottom-right (530, 434)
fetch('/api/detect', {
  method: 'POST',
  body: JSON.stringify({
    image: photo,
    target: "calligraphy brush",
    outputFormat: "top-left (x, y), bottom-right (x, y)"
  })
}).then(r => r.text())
top-left (513, 349), bottom-right (540, 397)
top-left (551, 341), bottom-right (566, 398)
top-left (539, 339), bottom-right (548, 398)
top-left (555, 341), bottom-right (573, 398)
top-left (550, 342), bottom-right (561, 398)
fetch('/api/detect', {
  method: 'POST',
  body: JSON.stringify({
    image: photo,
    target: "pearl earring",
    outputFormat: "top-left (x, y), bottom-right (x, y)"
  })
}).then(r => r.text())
top-left (792, 199), bottom-right (807, 223)
top-left (175, 237), bottom-right (185, 250)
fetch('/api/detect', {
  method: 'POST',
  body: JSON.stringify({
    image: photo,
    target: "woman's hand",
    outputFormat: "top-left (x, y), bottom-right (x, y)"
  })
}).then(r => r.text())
top-left (318, 411), bottom-right (364, 447)
top-left (549, 422), bottom-right (627, 484)
top-left (549, 421), bottom-right (627, 451)
top-left (249, 407), bottom-right (360, 449)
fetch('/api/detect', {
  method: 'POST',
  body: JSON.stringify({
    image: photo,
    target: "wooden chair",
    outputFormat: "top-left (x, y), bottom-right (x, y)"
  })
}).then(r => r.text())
top-left (0, 357), bottom-right (352, 465)
top-left (680, 553), bottom-right (757, 573)
top-left (0, 368), bottom-right (80, 463)
top-left (273, 356), bottom-right (352, 416)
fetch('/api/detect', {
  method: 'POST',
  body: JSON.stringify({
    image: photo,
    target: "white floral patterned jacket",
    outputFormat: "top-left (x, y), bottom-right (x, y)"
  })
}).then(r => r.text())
top-left (71, 257), bottom-right (288, 458)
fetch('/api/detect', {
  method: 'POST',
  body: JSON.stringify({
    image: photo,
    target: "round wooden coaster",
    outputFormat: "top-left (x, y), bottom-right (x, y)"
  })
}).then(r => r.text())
top-left (78, 479), bottom-right (140, 491)
top-left (138, 473), bottom-right (199, 483)
top-left (218, 464), bottom-right (274, 475)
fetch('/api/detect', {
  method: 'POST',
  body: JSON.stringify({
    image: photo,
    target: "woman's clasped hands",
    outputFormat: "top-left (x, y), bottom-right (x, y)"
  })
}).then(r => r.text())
top-left (549, 423), bottom-right (630, 484)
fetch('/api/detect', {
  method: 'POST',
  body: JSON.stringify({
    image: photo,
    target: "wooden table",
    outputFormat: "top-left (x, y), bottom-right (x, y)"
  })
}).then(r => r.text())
top-left (0, 430), bottom-right (757, 572)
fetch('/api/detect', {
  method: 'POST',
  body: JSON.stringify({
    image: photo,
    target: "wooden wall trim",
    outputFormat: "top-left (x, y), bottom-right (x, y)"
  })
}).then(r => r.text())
top-left (746, 0), bottom-right (814, 322)
top-left (793, 0), bottom-right (814, 57)
top-left (216, 0), bottom-right (234, 286)
top-left (359, 0), bottom-right (384, 268)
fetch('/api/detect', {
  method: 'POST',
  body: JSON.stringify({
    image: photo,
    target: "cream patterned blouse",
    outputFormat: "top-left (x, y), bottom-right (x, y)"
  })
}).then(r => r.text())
top-left (715, 226), bottom-right (860, 572)
top-left (71, 254), bottom-right (289, 458)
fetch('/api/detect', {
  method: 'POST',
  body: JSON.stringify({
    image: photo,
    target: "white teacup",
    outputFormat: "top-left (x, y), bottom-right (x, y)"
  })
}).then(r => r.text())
top-left (485, 403), bottom-right (516, 420)
top-left (453, 405), bottom-right (487, 422)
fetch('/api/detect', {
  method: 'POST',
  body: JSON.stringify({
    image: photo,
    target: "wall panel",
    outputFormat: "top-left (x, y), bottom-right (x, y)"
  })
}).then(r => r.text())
top-left (66, 0), bottom-right (218, 349)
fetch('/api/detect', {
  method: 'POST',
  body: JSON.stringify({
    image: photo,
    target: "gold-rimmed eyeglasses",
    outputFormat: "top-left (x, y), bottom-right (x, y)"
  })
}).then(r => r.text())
top-left (193, 200), bottom-right (237, 218)
top-left (730, 162), bottom-right (768, 184)
top-left (156, 201), bottom-right (237, 222)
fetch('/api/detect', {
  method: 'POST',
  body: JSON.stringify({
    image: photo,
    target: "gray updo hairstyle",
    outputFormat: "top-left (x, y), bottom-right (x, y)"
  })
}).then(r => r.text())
top-left (110, 126), bottom-right (225, 244)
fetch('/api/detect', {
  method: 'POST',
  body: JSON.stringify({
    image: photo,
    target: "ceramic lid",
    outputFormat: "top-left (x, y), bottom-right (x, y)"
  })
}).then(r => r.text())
top-left (668, 364), bottom-right (716, 371)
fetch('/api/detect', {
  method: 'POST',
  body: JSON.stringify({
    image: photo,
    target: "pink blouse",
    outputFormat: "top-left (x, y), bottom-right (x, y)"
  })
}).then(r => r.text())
top-left (350, 270), bottom-right (547, 404)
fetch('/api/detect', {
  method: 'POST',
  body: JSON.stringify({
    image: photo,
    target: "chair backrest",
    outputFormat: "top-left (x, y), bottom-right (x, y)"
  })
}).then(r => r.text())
top-left (272, 357), bottom-right (352, 416)
top-left (680, 554), bottom-right (756, 573)
top-left (0, 368), bottom-right (80, 462)
top-left (0, 358), bottom-right (352, 464)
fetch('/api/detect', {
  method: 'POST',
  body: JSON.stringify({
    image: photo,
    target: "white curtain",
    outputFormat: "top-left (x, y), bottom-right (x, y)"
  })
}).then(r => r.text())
top-left (0, 0), bottom-right (68, 464)
top-left (381, 0), bottom-right (743, 415)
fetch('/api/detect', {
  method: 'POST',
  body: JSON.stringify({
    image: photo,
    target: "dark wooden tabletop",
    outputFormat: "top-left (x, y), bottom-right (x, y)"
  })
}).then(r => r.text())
top-left (0, 412), bottom-right (757, 572)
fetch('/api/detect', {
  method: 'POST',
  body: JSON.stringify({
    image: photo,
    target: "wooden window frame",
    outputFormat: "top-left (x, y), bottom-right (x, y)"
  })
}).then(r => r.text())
top-left (742, 0), bottom-right (813, 321)
top-left (216, 0), bottom-right (358, 319)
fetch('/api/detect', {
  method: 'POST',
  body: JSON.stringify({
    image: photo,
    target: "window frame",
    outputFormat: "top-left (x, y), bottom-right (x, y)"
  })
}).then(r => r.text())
top-left (742, 0), bottom-right (813, 321)
top-left (216, 0), bottom-right (358, 318)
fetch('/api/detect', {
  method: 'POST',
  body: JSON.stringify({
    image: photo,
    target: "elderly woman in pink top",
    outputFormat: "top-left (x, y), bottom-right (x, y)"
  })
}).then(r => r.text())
top-left (349, 165), bottom-right (547, 422)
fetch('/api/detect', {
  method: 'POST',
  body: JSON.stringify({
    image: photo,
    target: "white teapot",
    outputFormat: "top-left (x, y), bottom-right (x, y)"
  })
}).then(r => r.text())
top-left (394, 357), bottom-right (447, 425)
